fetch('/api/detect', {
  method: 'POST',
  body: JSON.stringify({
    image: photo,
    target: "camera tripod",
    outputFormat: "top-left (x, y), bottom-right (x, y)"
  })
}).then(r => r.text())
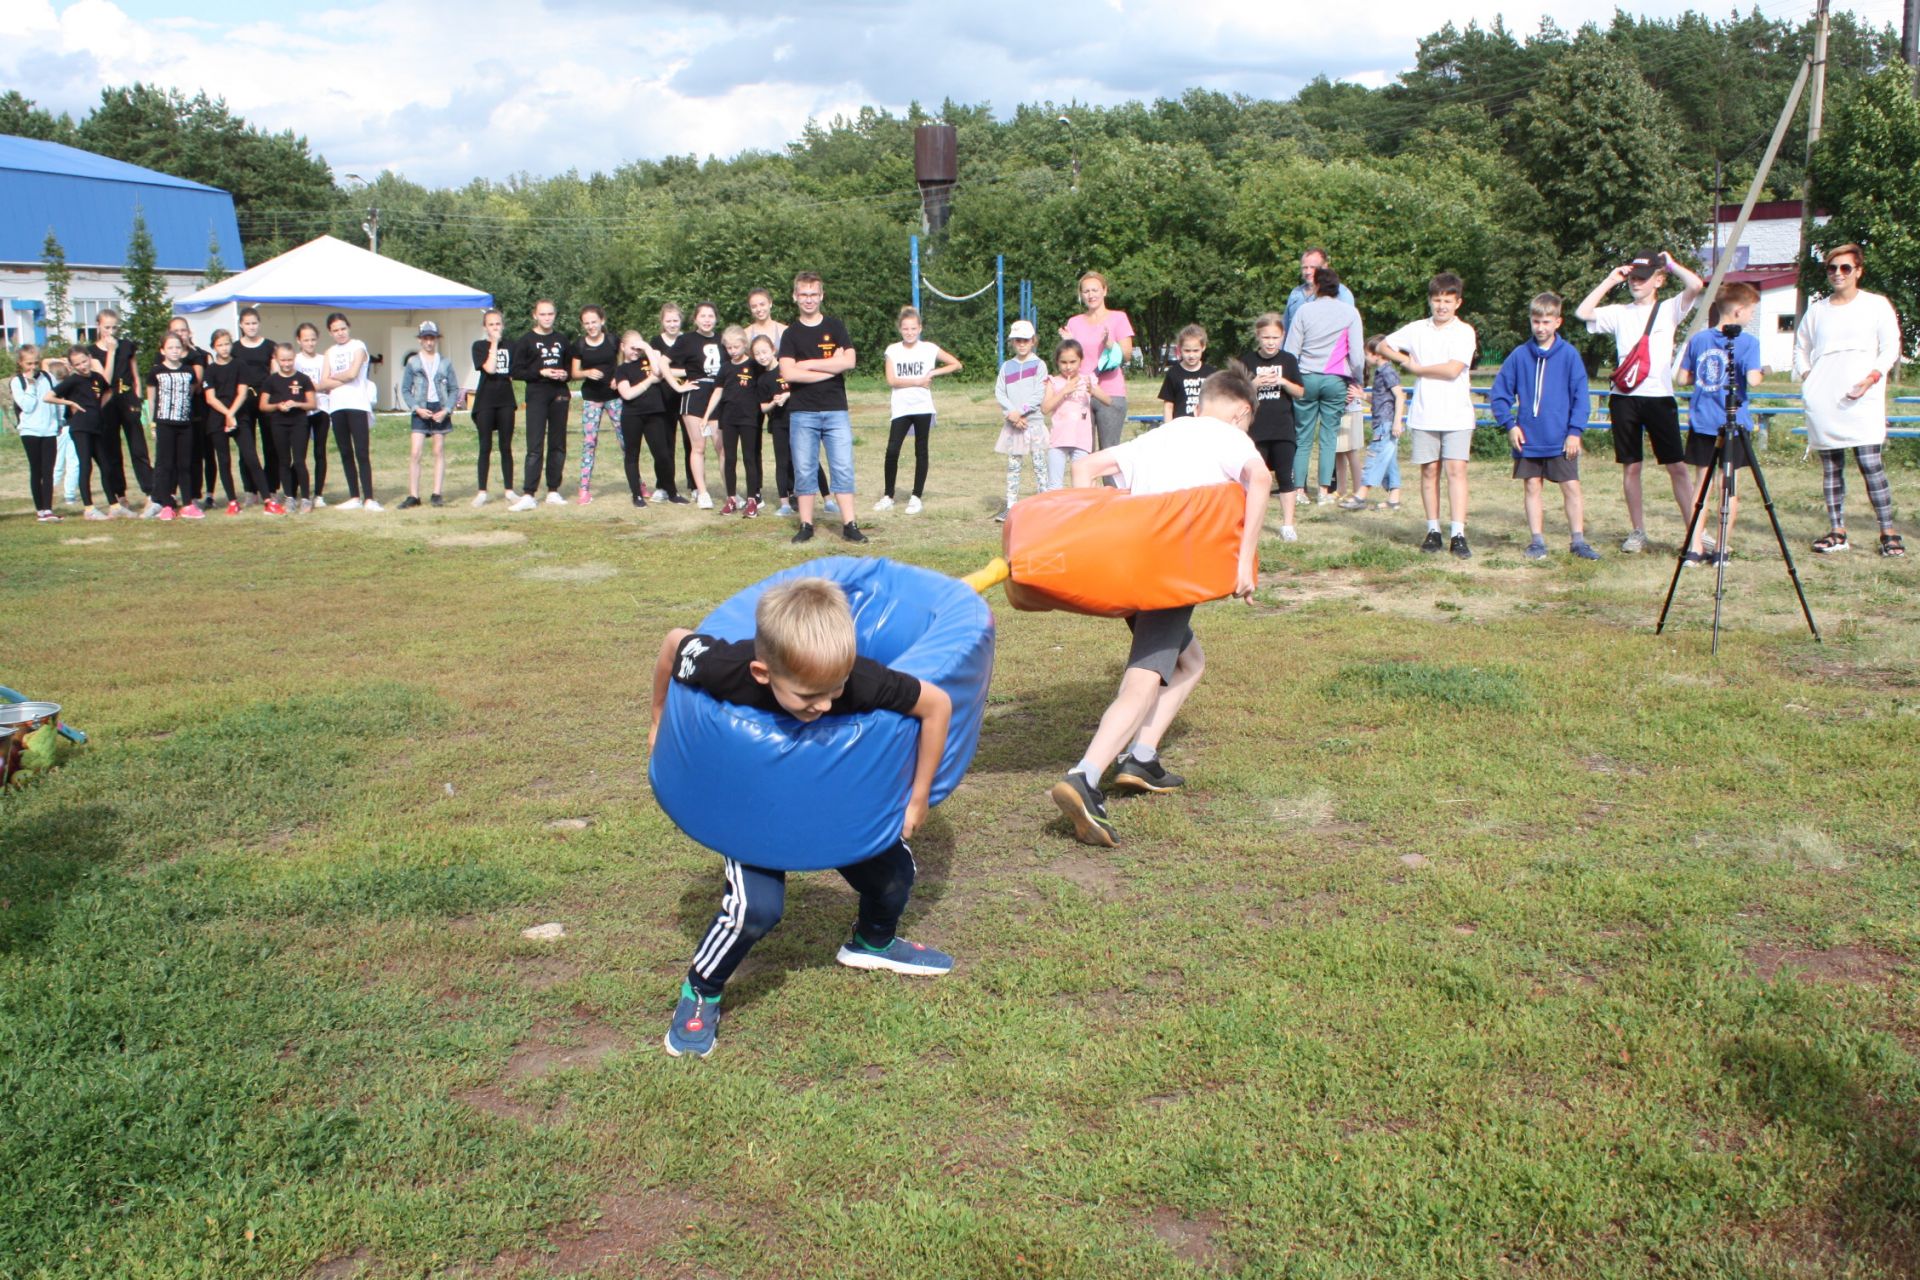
top-left (1655, 325), bottom-right (1820, 652)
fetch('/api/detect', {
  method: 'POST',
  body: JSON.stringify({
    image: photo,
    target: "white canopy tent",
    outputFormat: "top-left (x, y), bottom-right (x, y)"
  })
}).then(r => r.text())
top-left (172, 235), bottom-right (493, 406)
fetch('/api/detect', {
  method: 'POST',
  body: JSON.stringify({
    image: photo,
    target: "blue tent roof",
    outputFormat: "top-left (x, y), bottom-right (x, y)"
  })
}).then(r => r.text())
top-left (0, 135), bottom-right (244, 273)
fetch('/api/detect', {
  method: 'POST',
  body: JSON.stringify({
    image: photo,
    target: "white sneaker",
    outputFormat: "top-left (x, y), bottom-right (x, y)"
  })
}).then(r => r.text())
top-left (83, 506), bottom-right (109, 521)
top-left (313, 495), bottom-right (328, 509)
top-left (337, 497), bottom-right (364, 511)
top-left (544, 491), bottom-right (566, 506)
top-left (1315, 493), bottom-right (1335, 506)
top-left (696, 490), bottom-right (714, 510)
top-left (472, 491), bottom-right (490, 507)
top-left (508, 494), bottom-right (538, 512)
top-left (363, 499), bottom-right (384, 512)
top-left (109, 502), bottom-right (134, 519)
top-left (1281, 525), bottom-right (1298, 542)
top-left (873, 496), bottom-right (895, 512)
top-left (504, 489), bottom-right (521, 502)
top-left (905, 495), bottom-right (923, 515)
top-left (139, 501), bottom-right (162, 519)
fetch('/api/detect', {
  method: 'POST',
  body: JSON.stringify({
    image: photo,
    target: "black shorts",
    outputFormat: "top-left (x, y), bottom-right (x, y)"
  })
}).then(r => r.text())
top-left (1608, 395), bottom-right (1684, 466)
top-left (1684, 429), bottom-right (1753, 471)
top-left (1255, 438), bottom-right (1297, 493)
top-left (1124, 606), bottom-right (1196, 685)
top-left (1512, 454), bottom-right (1580, 483)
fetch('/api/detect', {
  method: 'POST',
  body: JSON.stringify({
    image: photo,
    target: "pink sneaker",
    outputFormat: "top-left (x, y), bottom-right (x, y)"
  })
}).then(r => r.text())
top-left (577, 489), bottom-right (593, 506)
top-left (225, 501), bottom-right (241, 516)
top-left (721, 496), bottom-right (738, 515)
top-left (178, 503), bottom-right (205, 520)
top-left (743, 497), bottom-right (760, 519)
top-left (157, 506), bottom-right (176, 521)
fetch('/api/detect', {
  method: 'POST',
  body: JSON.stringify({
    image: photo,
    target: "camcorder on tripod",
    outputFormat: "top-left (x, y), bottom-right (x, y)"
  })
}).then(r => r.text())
top-left (1655, 324), bottom-right (1821, 652)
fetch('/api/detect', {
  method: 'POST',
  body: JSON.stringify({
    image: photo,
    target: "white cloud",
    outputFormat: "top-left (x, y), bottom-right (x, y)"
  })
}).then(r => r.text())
top-left (1, 0), bottom-right (1888, 188)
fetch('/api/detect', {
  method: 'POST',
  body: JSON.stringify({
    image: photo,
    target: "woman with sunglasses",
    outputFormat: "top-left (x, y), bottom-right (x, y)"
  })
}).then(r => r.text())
top-left (1794, 243), bottom-right (1904, 557)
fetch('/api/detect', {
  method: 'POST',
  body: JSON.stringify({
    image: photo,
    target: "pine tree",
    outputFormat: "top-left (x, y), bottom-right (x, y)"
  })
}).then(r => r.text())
top-left (119, 206), bottom-right (171, 364)
top-left (201, 228), bottom-right (229, 287)
top-left (41, 231), bottom-right (71, 343)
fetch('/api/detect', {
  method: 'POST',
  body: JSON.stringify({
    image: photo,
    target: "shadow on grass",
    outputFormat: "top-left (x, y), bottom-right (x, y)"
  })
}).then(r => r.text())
top-left (670, 816), bottom-right (956, 1015)
top-left (971, 678), bottom-right (1126, 774)
top-left (0, 805), bottom-right (126, 956)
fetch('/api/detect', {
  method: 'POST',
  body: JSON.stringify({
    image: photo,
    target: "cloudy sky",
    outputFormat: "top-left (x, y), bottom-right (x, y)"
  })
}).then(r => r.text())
top-left (7, 0), bottom-right (1903, 188)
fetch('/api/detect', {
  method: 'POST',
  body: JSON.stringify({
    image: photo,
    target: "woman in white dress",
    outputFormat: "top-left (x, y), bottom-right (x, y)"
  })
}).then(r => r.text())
top-left (1793, 242), bottom-right (1904, 557)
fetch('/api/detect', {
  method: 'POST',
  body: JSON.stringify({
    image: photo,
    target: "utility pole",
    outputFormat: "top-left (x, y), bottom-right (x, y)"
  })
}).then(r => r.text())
top-left (362, 206), bottom-right (379, 255)
top-left (1796, 0), bottom-right (1831, 320)
top-left (1905, 0), bottom-right (1919, 80)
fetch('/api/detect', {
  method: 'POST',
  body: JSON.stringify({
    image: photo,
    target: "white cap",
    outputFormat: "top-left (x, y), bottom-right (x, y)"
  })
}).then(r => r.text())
top-left (1007, 319), bottom-right (1036, 340)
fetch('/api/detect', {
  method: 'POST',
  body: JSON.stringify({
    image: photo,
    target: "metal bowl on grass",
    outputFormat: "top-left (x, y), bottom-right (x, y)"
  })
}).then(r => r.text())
top-left (0, 702), bottom-right (61, 785)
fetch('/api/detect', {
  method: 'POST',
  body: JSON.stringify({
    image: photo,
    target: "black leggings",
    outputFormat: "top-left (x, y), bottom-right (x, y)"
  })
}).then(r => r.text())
top-left (767, 415), bottom-right (829, 502)
top-left (306, 413), bottom-right (330, 496)
top-left (20, 435), bottom-right (55, 511)
top-left (617, 409), bottom-right (655, 499)
top-left (721, 420), bottom-right (763, 499)
top-left (522, 387), bottom-right (569, 494)
top-left (198, 418), bottom-right (236, 503)
top-left (153, 420), bottom-right (193, 508)
top-left (228, 419), bottom-right (272, 499)
top-left (884, 413), bottom-right (932, 499)
top-left (101, 394), bottom-right (152, 498)
top-left (636, 412), bottom-right (677, 498)
top-left (272, 417), bottom-right (310, 499)
top-left (473, 402), bottom-right (516, 491)
top-left (69, 431), bottom-right (108, 506)
top-left (331, 409), bottom-right (374, 499)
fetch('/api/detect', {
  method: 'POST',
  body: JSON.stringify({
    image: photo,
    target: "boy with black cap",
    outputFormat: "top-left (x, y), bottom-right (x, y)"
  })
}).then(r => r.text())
top-left (1574, 249), bottom-right (1704, 553)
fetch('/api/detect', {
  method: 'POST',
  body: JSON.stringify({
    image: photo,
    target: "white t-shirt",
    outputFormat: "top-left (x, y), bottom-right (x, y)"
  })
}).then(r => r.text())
top-left (1109, 416), bottom-right (1258, 496)
top-left (324, 339), bottom-right (372, 413)
top-left (884, 340), bottom-right (945, 417)
top-left (1587, 296), bottom-right (1690, 399)
top-left (1385, 318), bottom-right (1478, 430)
top-left (293, 349), bottom-right (330, 413)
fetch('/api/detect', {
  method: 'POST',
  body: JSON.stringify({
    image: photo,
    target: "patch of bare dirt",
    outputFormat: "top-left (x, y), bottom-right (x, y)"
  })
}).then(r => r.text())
top-left (485, 1189), bottom-right (713, 1276)
top-left (429, 530), bottom-right (527, 548)
top-left (1580, 753), bottom-right (1649, 777)
top-left (1050, 856), bottom-right (1124, 899)
top-left (521, 562), bottom-right (617, 583)
top-left (1148, 1207), bottom-right (1237, 1272)
top-left (1746, 944), bottom-right (1905, 986)
top-left (302, 1248), bottom-right (371, 1279)
top-left (511, 955), bottom-right (581, 992)
top-left (455, 1084), bottom-right (570, 1127)
top-left (505, 1015), bottom-right (625, 1080)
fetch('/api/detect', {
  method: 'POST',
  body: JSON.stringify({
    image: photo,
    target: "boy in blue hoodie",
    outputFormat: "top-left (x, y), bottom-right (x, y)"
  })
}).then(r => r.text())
top-left (1490, 293), bottom-right (1600, 561)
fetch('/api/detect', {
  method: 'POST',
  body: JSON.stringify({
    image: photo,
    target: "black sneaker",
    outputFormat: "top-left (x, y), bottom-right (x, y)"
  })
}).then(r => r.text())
top-left (667, 491), bottom-right (691, 505)
top-left (1450, 534), bottom-right (1471, 560)
top-left (791, 522), bottom-right (815, 544)
top-left (1420, 529), bottom-right (1444, 554)
top-left (841, 522), bottom-right (869, 544)
top-left (429, 493), bottom-right (444, 507)
top-left (632, 493), bottom-right (647, 508)
top-left (1110, 756), bottom-right (1186, 794)
top-left (1049, 772), bottom-right (1118, 847)
top-left (397, 495), bottom-right (421, 510)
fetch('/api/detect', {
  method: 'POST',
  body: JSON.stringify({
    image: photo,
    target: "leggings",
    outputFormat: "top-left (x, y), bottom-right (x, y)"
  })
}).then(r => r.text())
top-left (616, 408), bottom-right (653, 499)
top-left (1257, 438), bottom-right (1298, 494)
top-left (1048, 445), bottom-right (1086, 491)
top-left (686, 840), bottom-right (916, 999)
top-left (522, 386), bottom-right (570, 494)
top-left (199, 418), bottom-right (236, 504)
top-left (472, 402), bottom-right (516, 491)
top-left (307, 412), bottom-right (331, 496)
top-left (152, 420), bottom-right (194, 508)
top-left (1003, 436), bottom-right (1050, 508)
top-left (271, 417), bottom-right (310, 499)
top-left (192, 412), bottom-right (215, 498)
top-left (884, 413), bottom-right (932, 499)
top-left (20, 435), bottom-right (56, 511)
top-left (766, 416), bottom-right (829, 502)
top-left (636, 412), bottom-right (677, 498)
top-left (579, 398), bottom-right (620, 492)
top-left (227, 419), bottom-right (273, 499)
top-left (1820, 446), bottom-right (1896, 530)
top-left (101, 394), bottom-right (153, 498)
top-left (721, 419), bottom-right (763, 498)
top-left (1294, 374), bottom-right (1347, 492)
top-left (234, 401), bottom-right (268, 495)
top-left (330, 409), bottom-right (374, 499)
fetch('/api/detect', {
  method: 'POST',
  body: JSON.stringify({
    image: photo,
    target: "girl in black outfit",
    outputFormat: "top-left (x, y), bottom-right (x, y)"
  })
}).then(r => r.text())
top-left (673, 301), bottom-right (726, 507)
top-left (470, 308), bottom-right (517, 506)
top-left (204, 330), bottom-right (272, 513)
top-left (147, 334), bottom-right (201, 516)
top-left (85, 307), bottom-right (150, 511)
top-left (232, 307), bottom-right (278, 499)
top-left (707, 326), bottom-right (764, 516)
top-left (510, 299), bottom-right (572, 508)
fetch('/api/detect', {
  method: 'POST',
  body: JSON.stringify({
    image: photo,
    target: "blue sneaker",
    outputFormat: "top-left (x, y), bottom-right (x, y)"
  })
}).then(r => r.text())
top-left (1570, 540), bottom-right (1602, 561)
top-left (835, 936), bottom-right (954, 976)
top-left (664, 986), bottom-right (720, 1057)
top-left (1524, 537), bottom-right (1548, 561)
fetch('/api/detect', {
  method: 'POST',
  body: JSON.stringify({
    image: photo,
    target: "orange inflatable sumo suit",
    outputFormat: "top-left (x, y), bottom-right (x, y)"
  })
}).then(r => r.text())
top-left (971, 482), bottom-right (1253, 617)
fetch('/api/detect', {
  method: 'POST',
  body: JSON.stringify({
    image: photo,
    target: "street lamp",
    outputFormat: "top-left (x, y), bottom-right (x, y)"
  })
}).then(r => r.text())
top-left (342, 173), bottom-right (379, 254)
top-left (1057, 114), bottom-right (1079, 193)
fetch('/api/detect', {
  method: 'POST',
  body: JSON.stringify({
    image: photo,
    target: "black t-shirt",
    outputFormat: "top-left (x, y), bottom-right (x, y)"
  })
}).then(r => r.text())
top-left (263, 371), bottom-right (314, 427)
top-left (178, 347), bottom-right (209, 419)
top-left (673, 331), bottom-right (726, 392)
top-left (204, 360), bottom-right (245, 414)
top-left (756, 367), bottom-right (791, 426)
top-left (571, 333), bottom-right (620, 402)
top-left (1156, 363), bottom-right (1216, 421)
top-left (149, 364), bottom-right (197, 422)
top-left (232, 337), bottom-right (276, 390)
top-left (53, 371), bottom-right (109, 432)
top-left (671, 633), bottom-right (921, 719)
top-left (471, 338), bottom-right (516, 408)
top-left (613, 356), bottom-right (669, 416)
top-left (777, 317), bottom-right (853, 414)
top-left (512, 330), bottom-right (572, 390)
top-left (715, 359), bottom-right (761, 427)
top-left (1243, 348), bottom-right (1301, 442)
top-left (85, 339), bottom-right (139, 399)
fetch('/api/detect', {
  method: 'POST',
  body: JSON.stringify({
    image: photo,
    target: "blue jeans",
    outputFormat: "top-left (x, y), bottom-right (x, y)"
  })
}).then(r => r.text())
top-left (1362, 427), bottom-right (1401, 491)
top-left (788, 409), bottom-right (855, 496)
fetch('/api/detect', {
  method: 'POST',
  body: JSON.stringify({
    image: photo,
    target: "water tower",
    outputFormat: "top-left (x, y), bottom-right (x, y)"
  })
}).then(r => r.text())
top-left (914, 123), bottom-right (957, 236)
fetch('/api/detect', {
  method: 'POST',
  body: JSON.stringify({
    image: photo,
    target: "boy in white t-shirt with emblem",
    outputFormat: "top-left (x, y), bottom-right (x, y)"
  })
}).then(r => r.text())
top-left (1574, 249), bottom-right (1704, 553)
top-left (1048, 367), bottom-right (1271, 848)
top-left (1374, 272), bottom-right (1479, 559)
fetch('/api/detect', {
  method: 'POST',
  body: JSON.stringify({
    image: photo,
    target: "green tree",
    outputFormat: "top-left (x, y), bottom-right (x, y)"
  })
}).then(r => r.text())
top-left (0, 91), bottom-right (75, 143)
top-left (119, 208), bottom-right (171, 367)
top-left (1807, 67), bottom-right (1920, 354)
top-left (41, 232), bottom-right (72, 343)
top-left (201, 229), bottom-right (229, 288)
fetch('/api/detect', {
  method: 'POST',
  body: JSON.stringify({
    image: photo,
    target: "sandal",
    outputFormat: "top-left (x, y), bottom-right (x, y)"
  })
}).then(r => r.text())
top-left (1881, 532), bottom-right (1906, 558)
top-left (1812, 529), bottom-right (1849, 554)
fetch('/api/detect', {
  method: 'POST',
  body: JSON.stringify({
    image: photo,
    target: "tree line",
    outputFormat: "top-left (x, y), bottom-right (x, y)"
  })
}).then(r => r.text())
top-left (7, 8), bottom-right (1916, 377)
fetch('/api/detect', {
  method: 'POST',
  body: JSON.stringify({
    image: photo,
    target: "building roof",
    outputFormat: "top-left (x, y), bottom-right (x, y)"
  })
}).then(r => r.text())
top-left (1713, 200), bottom-right (1829, 222)
top-left (0, 134), bottom-right (244, 273)
top-left (172, 235), bottom-right (492, 313)
top-left (1722, 267), bottom-right (1800, 292)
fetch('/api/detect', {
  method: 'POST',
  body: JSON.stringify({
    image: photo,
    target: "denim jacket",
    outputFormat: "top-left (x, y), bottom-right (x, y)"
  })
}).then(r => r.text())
top-left (399, 350), bottom-right (459, 412)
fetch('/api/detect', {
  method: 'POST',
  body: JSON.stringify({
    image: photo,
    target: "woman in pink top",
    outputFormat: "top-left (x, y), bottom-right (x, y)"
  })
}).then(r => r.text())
top-left (1058, 272), bottom-right (1134, 453)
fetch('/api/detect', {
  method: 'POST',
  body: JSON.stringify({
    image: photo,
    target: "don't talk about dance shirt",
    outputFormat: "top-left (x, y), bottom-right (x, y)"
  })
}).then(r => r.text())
top-left (671, 634), bottom-right (920, 718)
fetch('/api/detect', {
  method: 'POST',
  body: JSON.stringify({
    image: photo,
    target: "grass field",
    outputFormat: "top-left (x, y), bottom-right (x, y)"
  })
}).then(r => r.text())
top-left (3, 376), bottom-right (1919, 1279)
